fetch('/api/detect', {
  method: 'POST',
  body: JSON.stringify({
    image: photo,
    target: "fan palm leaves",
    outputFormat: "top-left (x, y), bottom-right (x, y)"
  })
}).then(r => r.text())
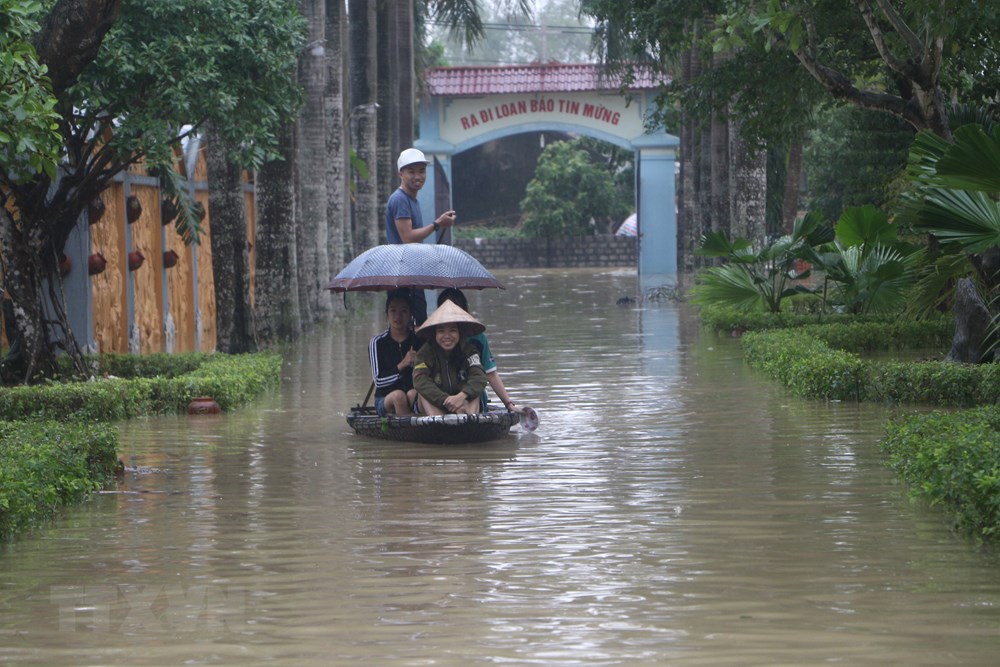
top-left (690, 211), bottom-right (831, 313)
top-left (900, 119), bottom-right (1000, 358)
top-left (691, 206), bottom-right (920, 315)
top-left (813, 205), bottom-right (923, 315)
top-left (902, 123), bottom-right (1000, 254)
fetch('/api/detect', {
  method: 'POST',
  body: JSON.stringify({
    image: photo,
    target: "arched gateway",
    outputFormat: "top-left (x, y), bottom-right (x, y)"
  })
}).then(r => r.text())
top-left (416, 64), bottom-right (678, 286)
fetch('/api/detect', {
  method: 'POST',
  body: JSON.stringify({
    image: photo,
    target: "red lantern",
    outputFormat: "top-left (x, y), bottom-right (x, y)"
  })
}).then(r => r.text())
top-left (127, 250), bottom-right (145, 271)
top-left (161, 198), bottom-right (177, 226)
top-left (126, 195), bottom-right (142, 223)
top-left (88, 252), bottom-right (107, 276)
top-left (163, 249), bottom-right (179, 268)
top-left (88, 197), bottom-right (105, 225)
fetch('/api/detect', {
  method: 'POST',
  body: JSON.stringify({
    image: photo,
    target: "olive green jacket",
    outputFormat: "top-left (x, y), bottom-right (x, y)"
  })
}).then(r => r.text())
top-left (413, 340), bottom-right (488, 410)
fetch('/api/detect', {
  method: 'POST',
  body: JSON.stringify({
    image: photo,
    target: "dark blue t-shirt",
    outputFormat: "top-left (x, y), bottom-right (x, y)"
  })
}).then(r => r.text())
top-left (385, 188), bottom-right (423, 244)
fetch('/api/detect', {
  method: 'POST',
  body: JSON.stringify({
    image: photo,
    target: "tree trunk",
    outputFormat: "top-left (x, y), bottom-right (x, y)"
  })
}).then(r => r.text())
top-left (297, 0), bottom-right (331, 325)
top-left (709, 117), bottom-right (729, 239)
top-left (946, 278), bottom-right (993, 363)
top-left (375, 0), bottom-right (414, 213)
top-left (205, 126), bottom-right (257, 354)
top-left (782, 141), bottom-right (803, 234)
top-left (256, 122), bottom-right (301, 345)
top-left (349, 0), bottom-right (380, 254)
top-left (377, 0), bottom-right (398, 212)
top-left (0, 209), bottom-right (56, 382)
top-left (325, 0), bottom-right (350, 282)
top-left (33, 0), bottom-right (123, 96)
top-left (677, 28), bottom-right (698, 285)
top-left (394, 0), bottom-right (415, 150)
top-left (728, 122), bottom-right (767, 246)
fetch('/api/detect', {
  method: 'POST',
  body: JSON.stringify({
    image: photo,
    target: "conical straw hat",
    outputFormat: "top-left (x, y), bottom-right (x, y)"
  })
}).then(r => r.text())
top-left (416, 299), bottom-right (486, 338)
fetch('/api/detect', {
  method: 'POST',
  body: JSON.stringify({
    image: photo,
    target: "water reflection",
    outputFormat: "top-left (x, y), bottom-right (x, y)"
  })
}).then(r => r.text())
top-left (1, 268), bottom-right (999, 666)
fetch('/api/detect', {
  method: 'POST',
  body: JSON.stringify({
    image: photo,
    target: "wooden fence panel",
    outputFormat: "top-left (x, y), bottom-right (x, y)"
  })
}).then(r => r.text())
top-left (130, 183), bottom-right (164, 352)
top-left (90, 183), bottom-right (128, 353)
top-left (165, 219), bottom-right (196, 353)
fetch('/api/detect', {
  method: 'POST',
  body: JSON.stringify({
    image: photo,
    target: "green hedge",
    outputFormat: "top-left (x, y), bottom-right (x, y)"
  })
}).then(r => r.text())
top-left (0, 352), bottom-right (282, 422)
top-left (0, 421), bottom-right (118, 537)
top-left (698, 304), bottom-right (953, 345)
top-left (740, 322), bottom-right (998, 407)
top-left (88, 352), bottom-right (210, 379)
top-left (803, 319), bottom-right (952, 352)
top-left (697, 305), bottom-right (886, 334)
top-left (741, 329), bottom-right (864, 400)
top-left (882, 407), bottom-right (1000, 540)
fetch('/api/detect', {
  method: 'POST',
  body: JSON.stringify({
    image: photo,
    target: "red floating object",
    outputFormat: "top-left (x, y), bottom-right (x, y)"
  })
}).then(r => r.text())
top-left (187, 397), bottom-right (221, 414)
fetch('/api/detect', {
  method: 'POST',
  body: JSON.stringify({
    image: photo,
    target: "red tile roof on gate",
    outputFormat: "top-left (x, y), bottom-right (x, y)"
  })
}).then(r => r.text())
top-left (424, 63), bottom-right (669, 96)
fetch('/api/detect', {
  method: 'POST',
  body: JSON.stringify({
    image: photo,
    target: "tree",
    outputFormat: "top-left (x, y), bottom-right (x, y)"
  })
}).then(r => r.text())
top-left (0, 0), bottom-right (62, 180)
top-left (520, 139), bottom-right (624, 238)
top-left (0, 0), bottom-right (304, 382)
top-left (803, 104), bottom-right (914, 221)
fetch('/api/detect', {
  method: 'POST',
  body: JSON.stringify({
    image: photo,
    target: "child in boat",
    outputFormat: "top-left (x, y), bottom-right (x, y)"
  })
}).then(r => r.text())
top-left (436, 288), bottom-right (521, 413)
top-left (412, 300), bottom-right (489, 416)
top-left (369, 289), bottom-right (422, 416)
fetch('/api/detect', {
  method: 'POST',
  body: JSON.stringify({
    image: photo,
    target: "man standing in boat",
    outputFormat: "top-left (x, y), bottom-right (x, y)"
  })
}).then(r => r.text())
top-left (385, 148), bottom-right (457, 323)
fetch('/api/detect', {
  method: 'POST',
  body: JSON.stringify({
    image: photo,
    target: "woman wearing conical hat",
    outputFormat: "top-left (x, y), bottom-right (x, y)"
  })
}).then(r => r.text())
top-left (412, 300), bottom-right (489, 416)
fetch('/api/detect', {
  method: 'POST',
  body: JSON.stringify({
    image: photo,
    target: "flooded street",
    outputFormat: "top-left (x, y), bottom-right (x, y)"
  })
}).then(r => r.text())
top-left (2, 268), bottom-right (999, 665)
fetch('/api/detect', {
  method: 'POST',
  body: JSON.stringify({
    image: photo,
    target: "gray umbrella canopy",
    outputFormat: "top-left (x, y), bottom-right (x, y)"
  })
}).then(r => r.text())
top-left (326, 244), bottom-right (504, 292)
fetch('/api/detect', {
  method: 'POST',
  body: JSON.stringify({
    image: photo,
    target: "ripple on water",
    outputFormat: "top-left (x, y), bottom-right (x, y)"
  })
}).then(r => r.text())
top-left (2, 269), bottom-right (1000, 666)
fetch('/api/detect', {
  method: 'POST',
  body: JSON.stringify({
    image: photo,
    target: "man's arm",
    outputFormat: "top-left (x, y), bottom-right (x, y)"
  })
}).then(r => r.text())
top-left (394, 217), bottom-right (436, 243)
top-left (394, 210), bottom-right (458, 244)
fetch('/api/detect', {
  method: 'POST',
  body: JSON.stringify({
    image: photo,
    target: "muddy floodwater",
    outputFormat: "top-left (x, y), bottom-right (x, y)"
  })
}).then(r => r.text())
top-left (2, 268), bottom-right (999, 666)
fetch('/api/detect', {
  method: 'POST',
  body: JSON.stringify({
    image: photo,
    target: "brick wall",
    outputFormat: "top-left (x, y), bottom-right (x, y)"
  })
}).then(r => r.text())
top-left (454, 234), bottom-right (636, 269)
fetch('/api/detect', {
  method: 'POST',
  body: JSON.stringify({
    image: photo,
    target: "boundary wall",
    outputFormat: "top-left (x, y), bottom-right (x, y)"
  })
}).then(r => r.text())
top-left (454, 235), bottom-right (636, 269)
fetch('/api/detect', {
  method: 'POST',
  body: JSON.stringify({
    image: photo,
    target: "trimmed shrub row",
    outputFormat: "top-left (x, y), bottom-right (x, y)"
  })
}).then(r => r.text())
top-left (0, 420), bottom-right (118, 537)
top-left (0, 352), bottom-right (282, 422)
top-left (697, 305), bottom-right (894, 336)
top-left (881, 407), bottom-right (1000, 540)
top-left (741, 326), bottom-right (998, 407)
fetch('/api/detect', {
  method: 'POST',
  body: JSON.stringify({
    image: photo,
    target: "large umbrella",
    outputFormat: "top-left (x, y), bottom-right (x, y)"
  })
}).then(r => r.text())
top-left (326, 243), bottom-right (504, 292)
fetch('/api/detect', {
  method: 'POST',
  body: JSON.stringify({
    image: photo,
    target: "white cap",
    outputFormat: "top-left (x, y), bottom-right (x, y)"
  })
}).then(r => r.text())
top-left (397, 148), bottom-right (430, 171)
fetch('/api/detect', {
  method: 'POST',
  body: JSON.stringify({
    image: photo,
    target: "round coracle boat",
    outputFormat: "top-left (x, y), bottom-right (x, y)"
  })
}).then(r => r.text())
top-left (347, 405), bottom-right (520, 444)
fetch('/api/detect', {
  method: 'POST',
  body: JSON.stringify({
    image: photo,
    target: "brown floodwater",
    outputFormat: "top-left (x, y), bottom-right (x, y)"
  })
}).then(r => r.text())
top-left (1, 268), bottom-right (999, 666)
